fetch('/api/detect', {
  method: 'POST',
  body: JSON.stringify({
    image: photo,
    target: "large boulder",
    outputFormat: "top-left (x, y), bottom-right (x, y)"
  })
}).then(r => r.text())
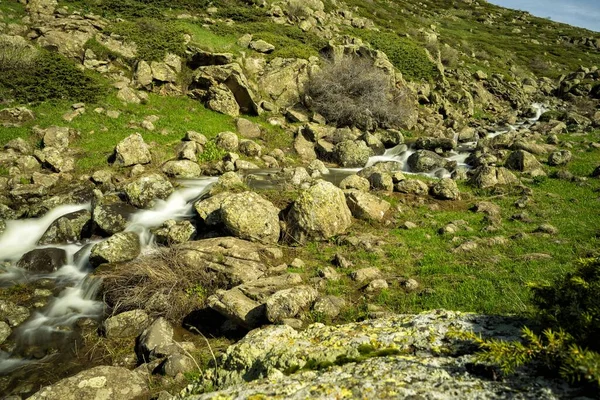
top-left (194, 191), bottom-right (231, 226)
top-left (92, 193), bottom-right (138, 235)
top-left (345, 190), bottom-right (391, 221)
top-left (505, 150), bottom-right (543, 172)
top-left (28, 366), bottom-right (148, 400)
top-left (407, 150), bottom-right (449, 172)
top-left (286, 180), bottom-right (353, 244)
top-left (334, 140), bottom-right (373, 168)
top-left (89, 232), bottom-right (141, 267)
top-left (430, 178), bottom-right (460, 200)
top-left (113, 133), bottom-right (151, 167)
top-left (220, 192), bottom-right (280, 244)
top-left (17, 248), bottom-right (66, 273)
top-left (38, 210), bottom-right (92, 245)
top-left (137, 317), bottom-right (174, 361)
top-left (123, 174), bottom-right (174, 208)
top-left (415, 137), bottom-right (456, 151)
top-left (152, 220), bottom-right (196, 244)
top-left (469, 166), bottom-right (519, 189)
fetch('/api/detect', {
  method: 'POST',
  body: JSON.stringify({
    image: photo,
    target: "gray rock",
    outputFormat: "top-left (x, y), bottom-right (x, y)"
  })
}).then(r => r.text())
top-left (238, 140), bottom-right (262, 157)
top-left (351, 267), bottom-right (382, 283)
top-left (194, 192), bottom-right (230, 226)
top-left (17, 248), bottom-right (67, 273)
top-left (249, 39), bottom-right (275, 54)
top-left (294, 132), bottom-right (317, 162)
top-left (415, 137), bottom-right (456, 151)
top-left (364, 278), bottom-right (388, 293)
top-left (42, 126), bottom-right (71, 150)
top-left (407, 150), bottom-right (448, 172)
top-left (92, 193), bottom-right (137, 235)
top-left (103, 309), bottom-right (150, 338)
top-left (339, 175), bottom-right (370, 191)
top-left (286, 181), bottom-right (353, 244)
top-left (367, 172), bottom-right (394, 192)
top-left (373, 129), bottom-right (404, 147)
top-left (117, 87), bottom-right (142, 104)
top-left (395, 179), bottom-right (429, 195)
top-left (216, 131), bottom-right (239, 151)
top-left (468, 166), bottom-right (518, 188)
top-left (547, 150), bottom-right (572, 166)
top-left (162, 160), bottom-right (202, 178)
top-left (236, 118), bottom-right (262, 138)
top-left (114, 133), bottom-right (151, 167)
top-left (345, 190), bottom-right (391, 221)
top-left (312, 295), bottom-right (346, 318)
top-left (505, 150), bottom-right (543, 172)
top-left (123, 173), bottom-right (174, 208)
top-left (0, 106), bottom-right (35, 125)
top-left (208, 288), bottom-right (265, 329)
top-left (138, 317), bottom-right (175, 361)
top-left (38, 210), bottom-right (92, 245)
top-left (265, 286), bottom-right (318, 323)
top-left (28, 366), bottom-right (148, 400)
top-left (0, 321), bottom-right (10, 344)
top-left (89, 232), bottom-right (141, 267)
top-left (0, 300), bottom-right (30, 327)
top-left (334, 140), bottom-right (373, 168)
top-left (5, 137), bottom-right (33, 154)
top-left (163, 354), bottom-right (197, 377)
top-left (220, 192), bottom-right (280, 244)
top-left (430, 178), bottom-right (460, 200)
top-left (152, 220), bottom-right (196, 245)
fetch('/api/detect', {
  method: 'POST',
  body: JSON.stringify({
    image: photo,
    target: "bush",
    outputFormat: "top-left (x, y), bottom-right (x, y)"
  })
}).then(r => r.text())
top-left (0, 50), bottom-right (106, 104)
top-left (305, 56), bottom-right (413, 129)
top-left (0, 38), bottom-right (37, 73)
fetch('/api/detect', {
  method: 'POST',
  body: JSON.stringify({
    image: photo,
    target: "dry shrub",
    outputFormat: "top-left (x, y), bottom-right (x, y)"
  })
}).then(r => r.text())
top-left (0, 37), bottom-right (38, 72)
top-left (95, 247), bottom-right (227, 322)
top-left (305, 55), bottom-right (413, 130)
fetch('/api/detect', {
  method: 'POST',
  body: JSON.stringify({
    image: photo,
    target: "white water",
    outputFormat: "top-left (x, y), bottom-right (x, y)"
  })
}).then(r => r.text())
top-left (0, 177), bottom-right (217, 373)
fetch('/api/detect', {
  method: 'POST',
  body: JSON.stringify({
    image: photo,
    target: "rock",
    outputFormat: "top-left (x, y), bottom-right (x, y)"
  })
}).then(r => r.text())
top-left (216, 131), bottom-right (239, 151)
top-left (265, 286), bottom-right (318, 323)
top-left (505, 150), bottom-right (543, 172)
top-left (39, 147), bottom-right (74, 172)
top-left (186, 131), bottom-right (208, 145)
top-left (351, 267), bottom-right (382, 283)
top-left (415, 137), bottom-right (456, 152)
top-left (28, 366), bottom-right (148, 400)
top-left (317, 266), bottom-right (341, 281)
top-left (0, 107), bottom-right (34, 126)
top-left (151, 61), bottom-right (177, 82)
top-left (335, 140), bottom-right (373, 168)
top-left (206, 85), bottom-right (240, 117)
top-left (312, 296), bottom-right (346, 318)
top-left (208, 288), bottom-right (265, 329)
top-left (294, 132), bottom-right (317, 162)
top-left (93, 193), bottom-right (138, 235)
top-left (286, 181), bottom-right (353, 244)
top-left (535, 224), bottom-right (559, 235)
top-left (5, 137), bottom-right (33, 154)
top-left (0, 300), bottom-right (30, 327)
top-left (103, 310), bottom-right (150, 338)
top-left (178, 141), bottom-right (200, 160)
top-left (135, 60), bottom-right (153, 87)
top-left (468, 166), bottom-right (518, 188)
top-left (194, 192), bottom-right (230, 226)
top-left (0, 321), bottom-right (10, 345)
top-left (332, 253), bottom-right (353, 269)
top-left (89, 232), bottom-right (141, 267)
top-left (236, 118), bottom-right (261, 138)
top-left (249, 39), bottom-right (275, 54)
top-left (407, 150), bottom-right (449, 172)
top-left (238, 140), bottom-right (262, 157)
top-left (17, 248), bottom-right (67, 273)
top-left (367, 172), bottom-right (394, 192)
top-left (400, 278), bottom-right (419, 291)
top-left (339, 175), bottom-right (370, 191)
top-left (152, 220), bottom-right (196, 245)
top-left (39, 210), bottom-right (92, 244)
top-left (220, 192), bottom-right (280, 244)
top-left (138, 317), bottom-right (175, 361)
top-left (471, 201), bottom-right (502, 217)
top-left (395, 179), bottom-right (429, 195)
top-left (114, 134), bottom-right (151, 167)
top-left (307, 160), bottom-right (328, 178)
top-left (430, 178), bottom-right (460, 200)
top-left (373, 130), bottom-right (404, 147)
top-left (42, 126), bottom-right (71, 150)
top-left (345, 190), bottom-right (390, 221)
top-left (548, 150), bottom-right (572, 166)
top-left (163, 354), bottom-right (196, 377)
top-left (364, 279), bottom-right (388, 293)
top-left (123, 174), bottom-right (174, 208)
top-left (117, 87), bottom-right (142, 104)
top-left (161, 160), bottom-right (201, 178)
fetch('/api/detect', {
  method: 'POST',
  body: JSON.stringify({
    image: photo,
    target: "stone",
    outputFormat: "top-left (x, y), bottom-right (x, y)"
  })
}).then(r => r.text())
top-left (548, 150), bottom-right (572, 166)
top-left (239, 140), bottom-right (262, 157)
top-left (364, 279), bottom-right (388, 293)
top-left (39, 210), bottom-right (92, 245)
top-left (208, 288), bottom-right (265, 329)
top-left (206, 85), bottom-right (240, 117)
top-left (400, 278), bottom-right (420, 291)
top-left (535, 224), bottom-right (559, 235)
top-left (123, 173), bottom-right (174, 208)
top-left (42, 126), bottom-right (71, 150)
top-left (89, 232), bottom-right (141, 267)
top-left (40, 147), bottom-right (74, 172)
top-left (414, 137), bottom-right (456, 152)
top-left (163, 354), bottom-right (196, 377)
top-left (307, 160), bottom-right (328, 178)
top-left (5, 137), bottom-right (33, 154)
top-left (334, 140), bottom-right (373, 168)
top-left (194, 192), bottom-right (230, 226)
top-left (17, 248), bottom-right (67, 273)
top-left (0, 107), bottom-right (35, 125)
top-left (395, 179), bottom-right (429, 195)
top-left (0, 321), bottom-right (10, 345)
top-left (138, 317), bottom-right (175, 361)
top-left (286, 181), bottom-right (353, 244)
top-left (345, 190), bottom-right (391, 221)
top-left (505, 150), bottom-right (543, 172)
top-left (317, 266), bottom-right (341, 281)
top-left (312, 296), bottom-right (346, 318)
top-left (351, 267), bottom-right (382, 283)
top-left (178, 141), bottom-right (200, 161)
top-left (114, 134), bottom-right (151, 167)
top-left (236, 118), bottom-right (262, 138)
top-left (216, 131), bottom-right (239, 151)
top-left (339, 175), bottom-right (370, 191)
top-left (294, 133), bottom-right (317, 162)
top-left (374, 130), bottom-right (404, 147)
top-left (92, 193), bottom-right (138, 235)
top-left (249, 39), bottom-right (275, 54)
top-left (469, 166), bottom-right (518, 189)
top-left (135, 60), bottom-right (153, 87)
top-left (151, 61), bottom-right (177, 82)
top-left (407, 150), bottom-right (448, 173)
top-left (367, 172), bottom-right (394, 192)
top-left (186, 131), bottom-right (208, 145)
top-left (220, 192), bottom-right (280, 244)
top-left (265, 286), bottom-right (318, 323)
top-left (103, 310), bottom-right (150, 338)
top-left (0, 300), bottom-right (30, 327)
top-left (117, 87), bottom-right (142, 104)
top-left (430, 178), bottom-right (460, 200)
top-left (152, 220), bottom-right (196, 245)
top-left (161, 160), bottom-right (201, 178)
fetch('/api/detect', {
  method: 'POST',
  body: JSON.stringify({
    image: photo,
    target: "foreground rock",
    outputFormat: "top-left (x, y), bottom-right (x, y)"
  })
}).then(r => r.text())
top-left (183, 310), bottom-right (576, 399)
top-left (220, 192), bottom-right (280, 244)
top-left (29, 366), bottom-right (148, 400)
top-left (89, 232), bottom-right (141, 267)
top-left (113, 133), bottom-right (151, 167)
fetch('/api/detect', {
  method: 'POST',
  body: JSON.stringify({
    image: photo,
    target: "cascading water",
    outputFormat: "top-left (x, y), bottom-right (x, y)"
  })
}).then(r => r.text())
top-left (0, 177), bottom-right (217, 375)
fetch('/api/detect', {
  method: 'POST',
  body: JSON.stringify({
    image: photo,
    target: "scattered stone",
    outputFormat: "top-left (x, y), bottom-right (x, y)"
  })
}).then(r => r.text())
top-left (345, 190), bottom-right (390, 221)
top-left (290, 258), bottom-right (305, 269)
top-left (0, 300), bottom-right (30, 327)
top-left (152, 220), bottom-right (196, 245)
top-left (0, 107), bottom-right (35, 126)
top-left (265, 286), bottom-right (318, 323)
top-left (395, 179), bottom-right (429, 195)
top-left (407, 150), bottom-right (448, 172)
top-left (238, 140), bottom-right (262, 157)
top-left (0, 321), bottom-right (10, 345)
top-left (236, 118), bottom-right (261, 138)
top-left (161, 160), bottom-right (202, 178)
top-left (339, 175), bottom-right (370, 191)
top-left (505, 150), bottom-right (543, 172)
top-left (103, 310), bottom-right (150, 338)
top-left (535, 223), bottom-right (559, 235)
top-left (401, 221), bottom-right (418, 230)
top-left (163, 354), bottom-right (196, 377)
top-left (364, 279), bottom-right (388, 293)
top-left (216, 131), bottom-right (239, 151)
top-left (312, 296), bottom-right (346, 318)
top-left (430, 178), bottom-right (460, 200)
top-left (351, 267), bottom-right (382, 283)
top-left (89, 232), bottom-right (141, 267)
top-left (114, 133), bottom-right (151, 167)
top-left (399, 278), bottom-right (419, 291)
top-left (547, 150), bottom-right (572, 166)
top-left (335, 140), bottom-right (373, 168)
top-left (317, 266), bottom-right (341, 281)
top-left (39, 210), bottom-right (92, 245)
top-left (249, 39), bottom-right (275, 53)
top-left (138, 317), bottom-right (175, 361)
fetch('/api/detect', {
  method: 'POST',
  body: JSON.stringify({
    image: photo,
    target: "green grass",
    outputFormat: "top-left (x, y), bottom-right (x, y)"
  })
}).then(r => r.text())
top-left (179, 22), bottom-right (241, 53)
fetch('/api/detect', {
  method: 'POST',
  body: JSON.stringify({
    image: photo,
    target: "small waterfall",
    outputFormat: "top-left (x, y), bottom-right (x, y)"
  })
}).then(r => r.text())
top-left (0, 177), bottom-right (217, 374)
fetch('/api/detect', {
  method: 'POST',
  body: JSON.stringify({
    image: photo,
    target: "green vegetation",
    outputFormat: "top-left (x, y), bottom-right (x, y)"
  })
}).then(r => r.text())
top-left (198, 140), bottom-right (227, 163)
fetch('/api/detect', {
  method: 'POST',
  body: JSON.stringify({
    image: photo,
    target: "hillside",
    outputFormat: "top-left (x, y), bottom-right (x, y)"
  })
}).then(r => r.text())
top-left (0, 0), bottom-right (599, 398)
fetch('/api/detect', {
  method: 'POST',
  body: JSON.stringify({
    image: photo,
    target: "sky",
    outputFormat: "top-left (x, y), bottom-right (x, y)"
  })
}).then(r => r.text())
top-left (488, 0), bottom-right (600, 32)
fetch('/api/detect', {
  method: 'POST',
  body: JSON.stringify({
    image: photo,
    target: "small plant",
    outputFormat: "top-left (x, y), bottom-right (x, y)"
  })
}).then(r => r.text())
top-left (198, 141), bottom-right (226, 163)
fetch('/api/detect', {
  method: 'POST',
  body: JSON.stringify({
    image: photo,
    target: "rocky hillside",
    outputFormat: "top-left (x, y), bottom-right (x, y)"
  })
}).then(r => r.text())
top-left (0, 0), bottom-right (599, 398)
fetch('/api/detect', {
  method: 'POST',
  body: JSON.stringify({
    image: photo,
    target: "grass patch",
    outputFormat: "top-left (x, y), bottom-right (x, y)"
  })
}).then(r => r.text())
top-left (179, 22), bottom-right (241, 53)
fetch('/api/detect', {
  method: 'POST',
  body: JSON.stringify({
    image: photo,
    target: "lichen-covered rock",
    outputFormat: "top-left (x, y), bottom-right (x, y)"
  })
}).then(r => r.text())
top-left (0, 106), bottom-right (35, 126)
top-left (0, 321), bottom-right (10, 344)
top-left (92, 193), bottom-right (137, 235)
top-left (430, 178), bottom-right (460, 200)
top-left (114, 133), bottom-right (151, 167)
top-left (265, 285), bottom-right (318, 323)
top-left (215, 131), bottom-right (239, 151)
top-left (194, 192), bottom-right (230, 226)
top-left (0, 300), bottom-right (30, 327)
top-left (42, 126), bottom-right (71, 150)
top-left (345, 190), bottom-right (390, 221)
top-left (334, 140), bottom-right (373, 168)
top-left (505, 150), bottom-right (543, 172)
top-left (312, 295), bottom-right (346, 318)
top-left (103, 309), bottom-right (150, 338)
top-left (407, 150), bottom-right (449, 172)
top-left (415, 137), bottom-right (456, 151)
top-left (395, 178), bottom-right (429, 195)
top-left (89, 232), bottom-right (141, 267)
top-left (468, 166), bottom-right (519, 189)
top-left (123, 173), bottom-right (174, 208)
top-left (182, 311), bottom-right (574, 400)
top-left (238, 139), bottom-right (262, 157)
top-left (28, 366), bottom-right (148, 400)
top-left (286, 180), bottom-right (353, 244)
top-left (339, 175), bottom-right (370, 191)
top-left (547, 150), bottom-right (572, 166)
top-left (161, 160), bottom-right (202, 178)
top-left (220, 192), bottom-right (280, 244)
top-left (137, 317), bottom-right (175, 361)
top-left (152, 220), bottom-right (196, 244)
